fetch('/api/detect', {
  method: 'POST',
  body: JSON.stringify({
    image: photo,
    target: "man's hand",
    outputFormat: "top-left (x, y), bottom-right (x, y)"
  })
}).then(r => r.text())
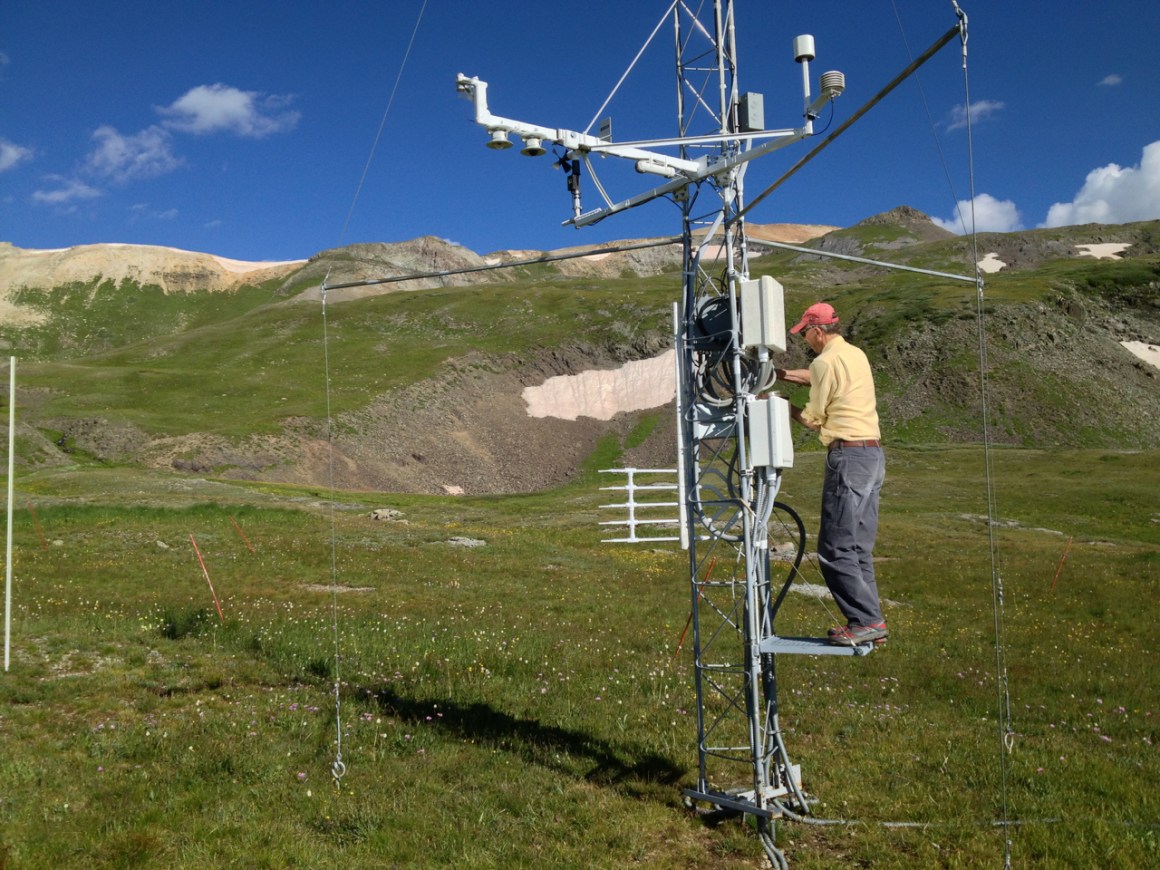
top-left (776, 368), bottom-right (811, 386)
top-left (788, 403), bottom-right (820, 431)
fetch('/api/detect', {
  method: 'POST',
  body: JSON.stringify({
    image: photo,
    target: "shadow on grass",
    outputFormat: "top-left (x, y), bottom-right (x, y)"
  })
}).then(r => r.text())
top-left (363, 685), bottom-right (685, 800)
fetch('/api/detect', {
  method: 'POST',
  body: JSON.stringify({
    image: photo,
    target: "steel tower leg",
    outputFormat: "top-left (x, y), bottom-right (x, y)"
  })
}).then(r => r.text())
top-left (674, 0), bottom-right (799, 831)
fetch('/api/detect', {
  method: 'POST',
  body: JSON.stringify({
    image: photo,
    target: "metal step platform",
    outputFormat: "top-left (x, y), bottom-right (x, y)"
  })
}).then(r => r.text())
top-left (759, 635), bottom-right (878, 657)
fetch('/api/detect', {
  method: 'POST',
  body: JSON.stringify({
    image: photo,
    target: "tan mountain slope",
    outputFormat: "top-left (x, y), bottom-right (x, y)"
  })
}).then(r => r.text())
top-left (0, 241), bottom-right (306, 325)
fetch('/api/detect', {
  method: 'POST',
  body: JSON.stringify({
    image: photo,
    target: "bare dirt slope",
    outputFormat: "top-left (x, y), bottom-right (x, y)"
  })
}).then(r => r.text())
top-left (131, 347), bottom-right (676, 496)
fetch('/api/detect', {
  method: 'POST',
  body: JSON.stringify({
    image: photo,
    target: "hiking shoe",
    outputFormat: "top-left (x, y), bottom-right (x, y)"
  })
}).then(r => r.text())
top-left (828, 621), bottom-right (887, 637)
top-left (828, 623), bottom-right (888, 646)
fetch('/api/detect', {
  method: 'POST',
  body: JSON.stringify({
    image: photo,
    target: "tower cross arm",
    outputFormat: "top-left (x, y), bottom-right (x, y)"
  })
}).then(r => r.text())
top-left (566, 126), bottom-right (810, 228)
top-left (456, 74), bottom-right (701, 175)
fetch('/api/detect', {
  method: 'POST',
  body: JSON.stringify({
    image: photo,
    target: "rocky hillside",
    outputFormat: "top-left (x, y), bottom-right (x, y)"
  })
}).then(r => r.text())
top-left (1, 211), bottom-right (1157, 495)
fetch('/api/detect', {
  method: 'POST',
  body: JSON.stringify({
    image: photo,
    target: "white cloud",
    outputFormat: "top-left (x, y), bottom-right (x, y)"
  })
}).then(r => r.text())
top-left (31, 175), bottom-right (102, 205)
top-left (932, 194), bottom-right (1023, 234)
top-left (945, 99), bottom-right (1005, 132)
top-left (27, 83), bottom-right (297, 197)
top-left (130, 202), bottom-right (179, 221)
top-left (1041, 140), bottom-right (1160, 228)
top-left (157, 83), bottom-right (300, 138)
top-left (85, 124), bottom-right (182, 182)
top-left (1098, 74), bottom-right (1123, 87)
top-left (0, 138), bottom-right (34, 172)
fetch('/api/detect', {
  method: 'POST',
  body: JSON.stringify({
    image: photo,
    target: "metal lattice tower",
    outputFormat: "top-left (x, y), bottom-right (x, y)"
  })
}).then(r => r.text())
top-left (667, 1), bottom-right (845, 833)
top-left (456, 1), bottom-right (875, 859)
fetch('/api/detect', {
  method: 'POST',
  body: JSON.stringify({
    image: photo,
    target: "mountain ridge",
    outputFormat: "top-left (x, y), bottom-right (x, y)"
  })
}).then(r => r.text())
top-left (0, 222), bottom-right (839, 302)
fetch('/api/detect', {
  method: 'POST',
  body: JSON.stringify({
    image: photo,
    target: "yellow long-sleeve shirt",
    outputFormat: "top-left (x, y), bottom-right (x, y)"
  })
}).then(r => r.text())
top-left (800, 335), bottom-right (881, 447)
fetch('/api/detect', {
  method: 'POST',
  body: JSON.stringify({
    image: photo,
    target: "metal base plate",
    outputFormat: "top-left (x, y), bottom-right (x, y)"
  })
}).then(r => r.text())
top-left (683, 788), bottom-right (784, 819)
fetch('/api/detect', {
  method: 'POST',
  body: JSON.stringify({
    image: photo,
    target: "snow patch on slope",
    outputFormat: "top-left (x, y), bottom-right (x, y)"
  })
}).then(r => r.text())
top-left (523, 351), bottom-right (676, 420)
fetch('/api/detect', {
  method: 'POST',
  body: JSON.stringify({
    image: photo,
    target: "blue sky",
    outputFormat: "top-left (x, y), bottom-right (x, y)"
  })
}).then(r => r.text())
top-left (2, 1), bottom-right (1158, 262)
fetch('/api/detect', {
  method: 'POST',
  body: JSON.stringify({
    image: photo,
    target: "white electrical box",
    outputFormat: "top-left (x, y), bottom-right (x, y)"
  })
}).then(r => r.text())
top-left (739, 275), bottom-right (786, 353)
top-left (738, 92), bottom-right (765, 132)
top-left (748, 396), bottom-right (794, 469)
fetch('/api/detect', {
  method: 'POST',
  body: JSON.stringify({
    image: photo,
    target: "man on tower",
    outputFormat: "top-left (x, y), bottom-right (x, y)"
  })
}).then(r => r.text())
top-left (777, 302), bottom-right (888, 647)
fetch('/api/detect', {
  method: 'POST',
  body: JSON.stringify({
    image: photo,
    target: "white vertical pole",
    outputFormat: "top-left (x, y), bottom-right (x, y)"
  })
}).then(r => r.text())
top-left (673, 303), bottom-right (689, 550)
top-left (5, 356), bottom-right (14, 671)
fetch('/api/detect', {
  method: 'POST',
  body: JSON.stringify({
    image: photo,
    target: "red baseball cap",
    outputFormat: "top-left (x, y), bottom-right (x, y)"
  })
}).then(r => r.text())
top-left (789, 302), bottom-right (839, 334)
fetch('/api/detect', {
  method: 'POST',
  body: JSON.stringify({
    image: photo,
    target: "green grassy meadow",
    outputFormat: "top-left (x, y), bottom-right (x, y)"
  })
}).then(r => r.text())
top-left (4, 273), bottom-right (678, 439)
top-left (1, 221), bottom-right (1157, 865)
top-left (1, 447), bottom-right (1156, 868)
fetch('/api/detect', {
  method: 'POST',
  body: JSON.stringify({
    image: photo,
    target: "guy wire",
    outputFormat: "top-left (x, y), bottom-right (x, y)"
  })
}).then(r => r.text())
top-left (891, 4), bottom-right (1015, 862)
top-left (336, 0), bottom-right (429, 245)
top-left (321, 276), bottom-right (346, 788)
top-left (319, 0), bottom-right (430, 789)
top-left (949, 4), bottom-right (1016, 866)
top-left (889, 0), bottom-right (965, 229)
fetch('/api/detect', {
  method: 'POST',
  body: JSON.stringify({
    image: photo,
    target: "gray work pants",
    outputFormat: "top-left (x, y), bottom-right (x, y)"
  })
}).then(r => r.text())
top-left (817, 445), bottom-right (886, 627)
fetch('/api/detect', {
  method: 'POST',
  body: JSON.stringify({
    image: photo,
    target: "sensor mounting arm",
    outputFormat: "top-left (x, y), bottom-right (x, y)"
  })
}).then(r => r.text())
top-left (456, 74), bottom-right (701, 174)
